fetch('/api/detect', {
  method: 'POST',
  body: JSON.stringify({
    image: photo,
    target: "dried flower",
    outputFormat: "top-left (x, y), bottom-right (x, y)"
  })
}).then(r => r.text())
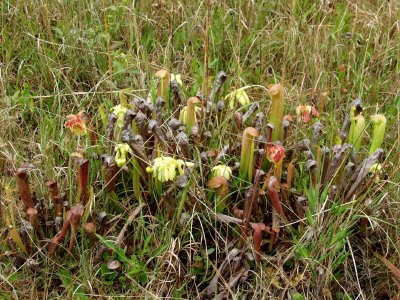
top-left (225, 87), bottom-right (250, 109)
top-left (212, 164), bottom-right (232, 180)
top-left (266, 144), bottom-right (285, 164)
top-left (296, 105), bottom-right (319, 123)
top-left (114, 144), bottom-right (132, 168)
top-left (146, 156), bottom-right (194, 182)
top-left (65, 111), bottom-right (87, 136)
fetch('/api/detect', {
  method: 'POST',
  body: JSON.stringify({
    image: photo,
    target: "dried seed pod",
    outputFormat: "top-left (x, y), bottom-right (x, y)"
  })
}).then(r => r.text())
top-left (253, 112), bottom-right (265, 133)
top-left (122, 109), bottom-right (137, 132)
top-left (344, 148), bottom-right (384, 201)
top-left (131, 96), bottom-right (153, 116)
top-left (208, 70), bottom-right (227, 104)
top-left (216, 100), bottom-right (225, 111)
top-left (323, 144), bottom-right (352, 185)
top-left (101, 155), bottom-right (118, 194)
top-left (170, 79), bottom-right (182, 110)
top-left (107, 259), bottom-right (121, 270)
top-left (106, 113), bottom-right (117, 150)
top-left (215, 145), bottom-right (229, 164)
top-left (312, 122), bottom-right (324, 146)
top-left (242, 103), bottom-right (259, 125)
top-left (148, 120), bottom-right (168, 146)
top-left (175, 131), bottom-right (191, 159)
top-left (168, 118), bottom-right (182, 131)
top-left (134, 111), bottom-right (148, 135)
top-left (338, 162), bottom-right (355, 192)
top-left (296, 139), bottom-right (311, 151)
top-left (176, 175), bottom-right (188, 189)
top-left (305, 159), bottom-right (317, 187)
top-left (121, 129), bottom-right (148, 168)
top-left (154, 97), bottom-right (164, 124)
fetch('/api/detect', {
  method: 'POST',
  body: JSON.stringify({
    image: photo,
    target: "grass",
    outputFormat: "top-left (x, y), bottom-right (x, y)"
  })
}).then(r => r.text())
top-left (1, 0), bottom-right (399, 299)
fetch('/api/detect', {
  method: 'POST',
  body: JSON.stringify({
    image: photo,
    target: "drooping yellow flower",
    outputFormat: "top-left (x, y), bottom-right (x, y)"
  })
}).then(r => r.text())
top-left (146, 156), bottom-right (194, 182)
top-left (212, 164), bottom-right (232, 181)
top-left (114, 144), bottom-right (132, 168)
top-left (111, 104), bottom-right (128, 128)
top-left (179, 105), bottom-right (202, 126)
top-left (369, 163), bottom-right (382, 183)
top-left (64, 111), bottom-right (87, 136)
top-left (171, 73), bottom-right (183, 87)
top-left (225, 87), bottom-right (251, 109)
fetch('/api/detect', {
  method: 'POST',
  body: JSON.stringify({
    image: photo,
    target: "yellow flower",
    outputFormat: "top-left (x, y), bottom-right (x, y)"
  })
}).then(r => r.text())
top-left (179, 105), bottom-right (202, 125)
top-left (171, 73), bottom-right (183, 86)
top-left (111, 104), bottom-right (128, 128)
top-left (369, 163), bottom-right (382, 183)
top-left (225, 87), bottom-right (250, 109)
top-left (212, 165), bottom-right (232, 181)
top-left (114, 144), bottom-right (132, 168)
top-left (64, 111), bottom-right (87, 136)
top-left (146, 156), bottom-right (194, 182)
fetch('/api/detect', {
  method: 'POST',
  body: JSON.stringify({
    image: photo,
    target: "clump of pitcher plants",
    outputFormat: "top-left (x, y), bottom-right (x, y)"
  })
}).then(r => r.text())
top-left (3, 69), bottom-right (390, 287)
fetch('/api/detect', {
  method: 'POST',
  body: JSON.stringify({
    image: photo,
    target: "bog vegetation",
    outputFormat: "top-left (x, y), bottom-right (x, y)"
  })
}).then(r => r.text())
top-left (1, 0), bottom-right (399, 299)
